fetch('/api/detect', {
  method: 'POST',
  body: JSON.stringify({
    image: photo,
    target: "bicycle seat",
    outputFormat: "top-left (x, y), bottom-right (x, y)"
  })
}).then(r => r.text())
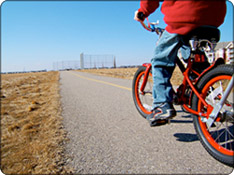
top-left (185, 26), bottom-right (220, 42)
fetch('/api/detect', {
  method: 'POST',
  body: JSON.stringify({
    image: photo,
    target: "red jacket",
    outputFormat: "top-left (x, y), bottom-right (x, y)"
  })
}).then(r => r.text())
top-left (138, 0), bottom-right (226, 35)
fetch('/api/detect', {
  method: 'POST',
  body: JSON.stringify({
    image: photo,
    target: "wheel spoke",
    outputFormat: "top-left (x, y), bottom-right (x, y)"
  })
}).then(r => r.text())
top-left (214, 128), bottom-right (225, 143)
top-left (224, 123), bottom-right (234, 139)
top-left (192, 65), bottom-right (234, 165)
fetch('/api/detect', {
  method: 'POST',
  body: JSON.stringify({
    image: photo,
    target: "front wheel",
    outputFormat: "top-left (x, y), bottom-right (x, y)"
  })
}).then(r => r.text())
top-left (192, 64), bottom-right (234, 166)
top-left (132, 66), bottom-right (153, 118)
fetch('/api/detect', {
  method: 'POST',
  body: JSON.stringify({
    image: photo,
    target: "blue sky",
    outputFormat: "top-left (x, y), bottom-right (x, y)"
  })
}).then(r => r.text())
top-left (1, 1), bottom-right (233, 72)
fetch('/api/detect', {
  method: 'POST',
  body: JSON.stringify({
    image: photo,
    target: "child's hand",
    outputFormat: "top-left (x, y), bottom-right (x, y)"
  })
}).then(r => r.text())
top-left (134, 11), bottom-right (145, 22)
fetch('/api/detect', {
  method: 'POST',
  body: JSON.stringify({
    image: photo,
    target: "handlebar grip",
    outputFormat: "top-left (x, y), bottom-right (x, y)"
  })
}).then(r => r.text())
top-left (137, 12), bottom-right (145, 21)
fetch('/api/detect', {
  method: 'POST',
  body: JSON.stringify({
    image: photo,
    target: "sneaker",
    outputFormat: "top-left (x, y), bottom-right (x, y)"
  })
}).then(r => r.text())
top-left (147, 103), bottom-right (176, 126)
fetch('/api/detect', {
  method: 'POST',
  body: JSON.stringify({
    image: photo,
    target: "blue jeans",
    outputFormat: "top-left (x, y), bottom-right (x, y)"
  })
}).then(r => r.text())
top-left (151, 30), bottom-right (190, 109)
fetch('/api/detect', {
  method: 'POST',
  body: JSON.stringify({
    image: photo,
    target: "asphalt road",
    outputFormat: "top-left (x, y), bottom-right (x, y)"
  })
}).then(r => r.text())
top-left (60, 71), bottom-right (233, 174)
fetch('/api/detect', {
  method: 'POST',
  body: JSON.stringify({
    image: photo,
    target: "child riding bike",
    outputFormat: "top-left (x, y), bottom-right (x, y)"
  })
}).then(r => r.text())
top-left (134, 0), bottom-right (227, 126)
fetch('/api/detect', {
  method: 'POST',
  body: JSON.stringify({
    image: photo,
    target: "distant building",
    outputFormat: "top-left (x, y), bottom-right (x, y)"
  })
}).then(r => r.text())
top-left (215, 41), bottom-right (234, 64)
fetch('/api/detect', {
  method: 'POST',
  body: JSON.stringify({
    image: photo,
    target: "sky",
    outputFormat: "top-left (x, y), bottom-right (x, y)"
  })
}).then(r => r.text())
top-left (1, 0), bottom-right (234, 72)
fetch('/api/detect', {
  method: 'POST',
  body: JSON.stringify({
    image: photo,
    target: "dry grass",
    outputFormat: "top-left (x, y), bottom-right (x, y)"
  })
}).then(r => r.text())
top-left (78, 67), bottom-right (183, 85)
top-left (1, 71), bottom-right (73, 174)
top-left (0, 68), bottom-right (183, 174)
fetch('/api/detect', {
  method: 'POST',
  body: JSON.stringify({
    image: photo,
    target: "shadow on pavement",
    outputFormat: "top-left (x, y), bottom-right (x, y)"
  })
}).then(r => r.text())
top-left (174, 133), bottom-right (199, 142)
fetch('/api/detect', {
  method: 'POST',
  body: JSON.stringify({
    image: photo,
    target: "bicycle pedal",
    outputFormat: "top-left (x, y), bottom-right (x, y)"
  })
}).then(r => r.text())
top-left (150, 119), bottom-right (168, 127)
top-left (157, 119), bottom-right (168, 124)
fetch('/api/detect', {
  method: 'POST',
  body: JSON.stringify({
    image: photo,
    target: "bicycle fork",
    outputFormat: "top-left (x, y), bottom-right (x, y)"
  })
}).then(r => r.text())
top-left (140, 63), bottom-right (152, 94)
top-left (206, 75), bottom-right (234, 128)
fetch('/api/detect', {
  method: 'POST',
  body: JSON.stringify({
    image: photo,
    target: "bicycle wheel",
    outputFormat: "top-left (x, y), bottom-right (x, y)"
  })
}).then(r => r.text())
top-left (132, 66), bottom-right (153, 118)
top-left (192, 64), bottom-right (234, 166)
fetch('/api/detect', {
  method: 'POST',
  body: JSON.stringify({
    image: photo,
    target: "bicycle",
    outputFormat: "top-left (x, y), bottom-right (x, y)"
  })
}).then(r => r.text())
top-left (132, 20), bottom-right (234, 167)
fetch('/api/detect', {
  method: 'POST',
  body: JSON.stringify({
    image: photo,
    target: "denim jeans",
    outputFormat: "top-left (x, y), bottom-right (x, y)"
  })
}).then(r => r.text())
top-left (151, 30), bottom-right (190, 109)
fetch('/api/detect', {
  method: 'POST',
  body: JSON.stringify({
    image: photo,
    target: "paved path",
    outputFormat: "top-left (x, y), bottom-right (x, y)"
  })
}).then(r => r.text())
top-left (60, 71), bottom-right (232, 174)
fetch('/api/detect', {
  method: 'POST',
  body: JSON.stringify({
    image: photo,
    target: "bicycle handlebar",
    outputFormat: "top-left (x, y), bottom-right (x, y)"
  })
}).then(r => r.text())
top-left (139, 21), bottom-right (152, 32)
top-left (140, 20), bottom-right (165, 36)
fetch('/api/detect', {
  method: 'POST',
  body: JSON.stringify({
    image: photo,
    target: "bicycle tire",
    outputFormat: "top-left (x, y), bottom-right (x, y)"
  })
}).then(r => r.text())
top-left (192, 64), bottom-right (234, 167)
top-left (132, 66), bottom-right (153, 118)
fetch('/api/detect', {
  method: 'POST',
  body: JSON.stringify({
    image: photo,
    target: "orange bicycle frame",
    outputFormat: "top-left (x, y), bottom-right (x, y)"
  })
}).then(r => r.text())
top-left (139, 56), bottom-right (225, 118)
top-left (140, 63), bottom-right (151, 94)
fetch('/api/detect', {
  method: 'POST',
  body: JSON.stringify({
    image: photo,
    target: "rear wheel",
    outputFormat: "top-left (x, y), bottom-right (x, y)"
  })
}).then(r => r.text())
top-left (192, 65), bottom-right (234, 166)
top-left (132, 66), bottom-right (153, 118)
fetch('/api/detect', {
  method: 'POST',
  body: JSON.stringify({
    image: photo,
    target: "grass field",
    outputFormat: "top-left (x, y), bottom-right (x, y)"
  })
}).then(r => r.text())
top-left (79, 66), bottom-right (183, 86)
top-left (1, 71), bottom-right (73, 174)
